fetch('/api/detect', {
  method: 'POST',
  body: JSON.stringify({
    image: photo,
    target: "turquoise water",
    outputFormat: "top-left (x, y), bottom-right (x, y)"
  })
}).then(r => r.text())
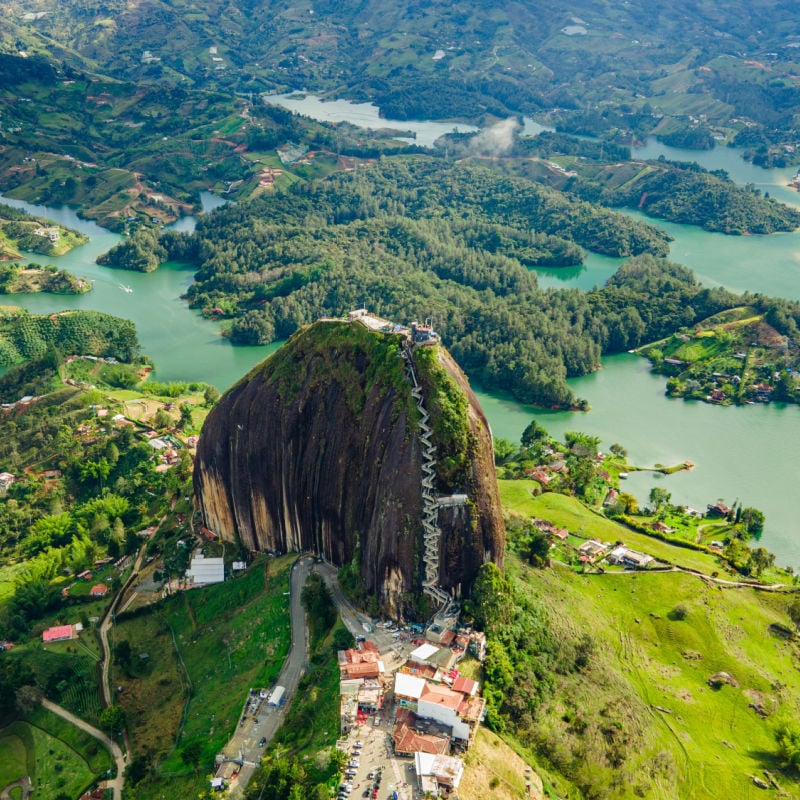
top-left (3, 138), bottom-right (800, 563)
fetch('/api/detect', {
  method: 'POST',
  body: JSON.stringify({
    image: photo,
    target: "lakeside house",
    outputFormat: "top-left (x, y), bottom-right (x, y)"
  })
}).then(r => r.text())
top-left (651, 521), bottom-right (675, 534)
top-left (707, 502), bottom-right (731, 518)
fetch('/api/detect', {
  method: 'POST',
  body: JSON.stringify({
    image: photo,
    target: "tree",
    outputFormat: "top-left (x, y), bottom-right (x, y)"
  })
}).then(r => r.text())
top-left (153, 409), bottom-right (172, 429)
top-left (773, 716), bottom-right (800, 769)
top-left (527, 529), bottom-right (550, 567)
top-left (464, 562), bottom-right (511, 629)
top-left (204, 384), bottom-right (221, 406)
top-left (788, 598), bottom-right (800, 628)
top-left (181, 740), bottom-right (203, 773)
top-left (609, 442), bottom-right (627, 459)
top-left (114, 639), bottom-right (132, 674)
top-left (493, 437), bottom-right (516, 464)
top-left (521, 420), bottom-right (548, 447)
top-left (15, 684), bottom-right (43, 712)
top-left (178, 402), bottom-right (194, 431)
top-left (100, 704), bottom-right (126, 735)
top-left (564, 431), bottom-right (600, 459)
top-left (567, 453), bottom-right (596, 499)
top-left (749, 546), bottom-right (775, 577)
top-left (740, 507), bottom-right (765, 538)
top-left (649, 486), bottom-right (671, 512)
top-left (618, 492), bottom-right (639, 515)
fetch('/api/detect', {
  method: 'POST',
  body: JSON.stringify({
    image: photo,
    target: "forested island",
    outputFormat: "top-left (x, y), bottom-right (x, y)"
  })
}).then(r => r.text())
top-left (0, 308), bottom-right (139, 371)
top-left (96, 157), bottom-right (800, 409)
top-left (0, 262), bottom-right (90, 295)
top-left (507, 133), bottom-right (800, 234)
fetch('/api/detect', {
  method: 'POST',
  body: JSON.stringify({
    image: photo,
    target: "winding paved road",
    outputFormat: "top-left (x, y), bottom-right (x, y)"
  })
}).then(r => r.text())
top-left (41, 698), bottom-right (126, 800)
top-left (221, 555), bottom-right (313, 792)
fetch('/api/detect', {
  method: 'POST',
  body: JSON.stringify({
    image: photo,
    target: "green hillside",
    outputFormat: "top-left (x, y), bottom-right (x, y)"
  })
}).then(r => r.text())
top-left (2, 0), bottom-right (800, 161)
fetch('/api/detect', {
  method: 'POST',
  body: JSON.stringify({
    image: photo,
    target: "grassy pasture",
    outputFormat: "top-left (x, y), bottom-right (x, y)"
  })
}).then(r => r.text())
top-left (114, 555), bottom-right (293, 774)
top-left (514, 558), bottom-right (800, 799)
top-left (0, 717), bottom-right (99, 800)
top-left (499, 482), bottom-right (723, 574)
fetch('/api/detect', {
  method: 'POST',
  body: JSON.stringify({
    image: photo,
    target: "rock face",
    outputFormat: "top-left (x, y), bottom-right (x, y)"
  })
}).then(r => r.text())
top-left (194, 320), bottom-right (504, 616)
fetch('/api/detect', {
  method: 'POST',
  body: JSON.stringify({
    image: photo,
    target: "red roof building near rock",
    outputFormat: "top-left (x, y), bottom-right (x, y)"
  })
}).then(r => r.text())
top-left (338, 643), bottom-right (384, 680)
top-left (392, 708), bottom-right (450, 756)
top-left (451, 675), bottom-right (478, 696)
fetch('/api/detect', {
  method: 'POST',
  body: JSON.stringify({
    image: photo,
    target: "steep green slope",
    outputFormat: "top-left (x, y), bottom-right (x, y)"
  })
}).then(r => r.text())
top-left (504, 559), bottom-right (800, 799)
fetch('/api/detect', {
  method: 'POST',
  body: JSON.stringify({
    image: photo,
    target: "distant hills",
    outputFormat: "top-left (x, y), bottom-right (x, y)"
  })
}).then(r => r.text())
top-left (2, 0), bottom-right (800, 161)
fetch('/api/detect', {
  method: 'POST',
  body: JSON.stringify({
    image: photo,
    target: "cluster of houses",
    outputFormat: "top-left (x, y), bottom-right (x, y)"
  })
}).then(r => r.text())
top-left (338, 622), bottom-right (489, 796)
top-left (534, 518), bottom-right (656, 570)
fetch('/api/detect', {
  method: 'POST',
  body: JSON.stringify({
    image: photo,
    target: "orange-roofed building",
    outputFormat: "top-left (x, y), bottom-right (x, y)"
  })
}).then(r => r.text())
top-left (452, 675), bottom-right (478, 697)
top-left (90, 584), bottom-right (109, 598)
top-left (341, 661), bottom-right (380, 680)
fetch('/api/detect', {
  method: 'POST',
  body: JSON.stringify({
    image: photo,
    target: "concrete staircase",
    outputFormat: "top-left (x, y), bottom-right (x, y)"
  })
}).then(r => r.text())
top-left (402, 343), bottom-right (451, 612)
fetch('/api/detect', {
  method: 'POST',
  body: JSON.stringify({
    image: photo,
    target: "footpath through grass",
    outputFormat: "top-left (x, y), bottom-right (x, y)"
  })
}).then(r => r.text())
top-left (0, 715), bottom-right (101, 800)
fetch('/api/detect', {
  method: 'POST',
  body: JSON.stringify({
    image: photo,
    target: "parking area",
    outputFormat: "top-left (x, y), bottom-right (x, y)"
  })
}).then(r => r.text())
top-left (338, 712), bottom-right (416, 800)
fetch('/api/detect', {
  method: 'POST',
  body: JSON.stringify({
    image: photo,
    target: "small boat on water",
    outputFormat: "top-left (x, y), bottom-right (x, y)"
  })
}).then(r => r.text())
top-left (119, 284), bottom-right (133, 293)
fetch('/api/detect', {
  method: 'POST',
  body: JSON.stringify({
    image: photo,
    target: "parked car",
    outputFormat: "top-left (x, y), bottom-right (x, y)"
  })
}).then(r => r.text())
top-left (258, 737), bottom-right (266, 747)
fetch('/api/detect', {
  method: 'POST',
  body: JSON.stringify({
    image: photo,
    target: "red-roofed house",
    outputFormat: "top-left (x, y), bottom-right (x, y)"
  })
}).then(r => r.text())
top-left (43, 624), bottom-right (76, 643)
top-left (415, 678), bottom-right (486, 744)
top-left (90, 584), bottom-right (109, 598)
top-left (341, 662), bottom-right (380, 680)
top-left (392, 708), bottom-right (450, 757)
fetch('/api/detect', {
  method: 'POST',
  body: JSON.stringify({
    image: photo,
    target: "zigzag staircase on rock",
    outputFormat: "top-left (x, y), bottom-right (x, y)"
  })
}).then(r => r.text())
top-left (402, 342), bottom-right (451, 612)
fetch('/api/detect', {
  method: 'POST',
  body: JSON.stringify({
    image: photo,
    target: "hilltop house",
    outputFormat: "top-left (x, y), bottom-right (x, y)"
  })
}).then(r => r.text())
top-left (42, 623), bottom-right (82, 643)
top-left (606, 545), bottom-right (654, 569)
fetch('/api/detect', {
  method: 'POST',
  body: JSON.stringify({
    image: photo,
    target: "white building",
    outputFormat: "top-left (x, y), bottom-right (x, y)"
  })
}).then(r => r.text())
top-left (394, 673), bottom-right (426, 711)
top-left (417, 683), bottom-right (471, 741)
top-left (187, 554), bottom-right (225, 585)
top-left (414, 752), bottom-right (464, 792)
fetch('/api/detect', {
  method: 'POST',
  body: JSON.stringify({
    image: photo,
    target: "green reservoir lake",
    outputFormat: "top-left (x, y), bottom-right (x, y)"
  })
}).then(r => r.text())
top-left (3, 134), bottom-right (800, 565)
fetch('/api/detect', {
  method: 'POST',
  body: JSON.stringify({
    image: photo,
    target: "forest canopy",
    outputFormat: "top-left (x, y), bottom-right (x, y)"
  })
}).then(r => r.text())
top-left (102, 157), bottom-right (762, 408)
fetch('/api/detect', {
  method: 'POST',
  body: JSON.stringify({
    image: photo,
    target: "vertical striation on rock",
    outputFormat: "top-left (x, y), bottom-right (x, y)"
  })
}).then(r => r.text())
top-left (193, 319), bottom-right (504, 615)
